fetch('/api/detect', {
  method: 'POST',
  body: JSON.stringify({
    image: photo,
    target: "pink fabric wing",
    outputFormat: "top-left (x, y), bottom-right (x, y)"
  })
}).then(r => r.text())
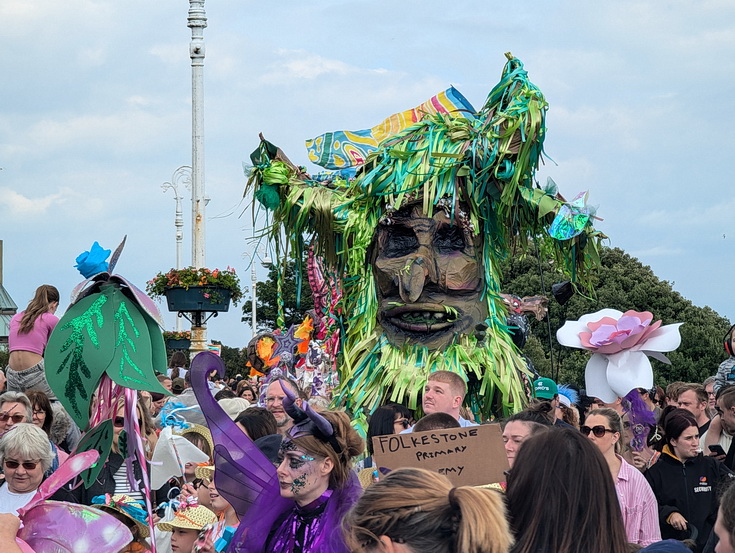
top-left (18, 502), bottom-right (132, 553)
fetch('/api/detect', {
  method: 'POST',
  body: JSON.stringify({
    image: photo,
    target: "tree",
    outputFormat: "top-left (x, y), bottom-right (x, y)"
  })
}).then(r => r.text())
top-left (210, 340), bottom-right (249, 380)
top-left (502, 247), bottom-right (731, 388)
top-left (242, 262), bottom-right (314, 332)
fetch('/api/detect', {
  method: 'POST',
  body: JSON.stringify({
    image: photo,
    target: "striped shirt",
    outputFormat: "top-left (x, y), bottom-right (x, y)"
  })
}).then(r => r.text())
top-left (113, 463), bottom-right (144, 503)
top-left (615, 455), bottom-right (661, 546)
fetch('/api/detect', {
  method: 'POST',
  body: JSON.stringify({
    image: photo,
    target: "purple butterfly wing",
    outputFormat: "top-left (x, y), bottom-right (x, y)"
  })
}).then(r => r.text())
top-left (190, 352), bottom-right (282, 517)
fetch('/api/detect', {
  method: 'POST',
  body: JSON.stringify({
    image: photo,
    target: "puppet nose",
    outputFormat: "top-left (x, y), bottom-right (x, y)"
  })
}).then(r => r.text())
top-left (398, 254), bottom-right (436, 303)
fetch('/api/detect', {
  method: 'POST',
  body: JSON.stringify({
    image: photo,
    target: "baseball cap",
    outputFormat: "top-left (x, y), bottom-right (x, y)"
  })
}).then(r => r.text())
top-left (171, 378), bottom-right (185, 394)
top-left (533, 377), bottom-right (559, 399)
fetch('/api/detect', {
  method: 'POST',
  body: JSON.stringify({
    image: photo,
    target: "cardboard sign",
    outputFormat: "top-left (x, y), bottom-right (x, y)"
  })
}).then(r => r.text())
top-left (372, 423), bottom-right (509, 486)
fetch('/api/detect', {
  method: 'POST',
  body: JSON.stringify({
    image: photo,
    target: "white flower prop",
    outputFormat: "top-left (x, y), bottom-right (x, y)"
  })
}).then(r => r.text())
top-left (556, 309), bottom-right (682, 403)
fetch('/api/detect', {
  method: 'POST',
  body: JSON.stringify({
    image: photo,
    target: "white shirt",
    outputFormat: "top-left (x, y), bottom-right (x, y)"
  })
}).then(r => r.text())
top-left (400, 415), bottom-right (479, 433)
top-left (0, 484), bottom-right (37, 515)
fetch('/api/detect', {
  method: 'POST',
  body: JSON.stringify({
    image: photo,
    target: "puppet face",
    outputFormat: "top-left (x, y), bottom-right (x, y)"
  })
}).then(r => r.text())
top-left (373, 202), bottom-right (487, 350)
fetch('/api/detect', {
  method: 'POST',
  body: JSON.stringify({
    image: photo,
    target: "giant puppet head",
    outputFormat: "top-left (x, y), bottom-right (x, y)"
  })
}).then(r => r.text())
top-left (245, 54), bottom-right (604, 422)
top-left (372, 199), bottom-right (486, 350)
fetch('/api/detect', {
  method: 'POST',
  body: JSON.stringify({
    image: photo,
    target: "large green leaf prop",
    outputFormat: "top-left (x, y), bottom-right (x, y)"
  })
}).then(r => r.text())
top-left (45, 283), bottom-right (169, 428)
top-left (73, 418), bottom-right (114, 487)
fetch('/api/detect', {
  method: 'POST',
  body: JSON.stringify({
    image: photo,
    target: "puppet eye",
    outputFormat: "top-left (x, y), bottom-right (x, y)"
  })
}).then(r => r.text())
top-left (433, 225), bottom-right (465, 253)
top-left (383, 226), bottom-right (419, 258)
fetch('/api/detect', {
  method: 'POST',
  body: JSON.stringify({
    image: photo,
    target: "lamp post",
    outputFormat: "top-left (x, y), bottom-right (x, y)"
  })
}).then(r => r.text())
top-left (242, 249), bottom-right (273, 337)
top-left (188, 0), bottom-right (207, 354)
top-left (162, 166), bottom-right (192, 332)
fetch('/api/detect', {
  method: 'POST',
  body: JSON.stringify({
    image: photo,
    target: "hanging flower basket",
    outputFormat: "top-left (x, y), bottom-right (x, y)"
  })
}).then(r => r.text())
top-left (163, 331), bottom-right (192, 350)
top-left (166, 338), bottom-right (191, 349)
top-left (163, 286), bottom-right (232, 313)
top-left (147, 267), bottom-right (242, 313)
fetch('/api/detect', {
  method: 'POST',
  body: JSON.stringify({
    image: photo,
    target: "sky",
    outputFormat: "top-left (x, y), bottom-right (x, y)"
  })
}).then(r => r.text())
top-left (2, 0), bottom-right (734, 349)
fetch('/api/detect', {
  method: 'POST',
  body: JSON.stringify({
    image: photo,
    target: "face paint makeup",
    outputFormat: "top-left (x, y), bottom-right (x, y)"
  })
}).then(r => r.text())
top-left (276, 445), bottom-right (331, 506)
top-left (291, 473), bottom-right (308, 495)
top-left (288, 454), bottom-right (316, 470)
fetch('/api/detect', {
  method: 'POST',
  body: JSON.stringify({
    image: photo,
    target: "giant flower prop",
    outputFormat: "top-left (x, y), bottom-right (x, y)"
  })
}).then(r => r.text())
top-left (556, 309), bottom-right (682, 403)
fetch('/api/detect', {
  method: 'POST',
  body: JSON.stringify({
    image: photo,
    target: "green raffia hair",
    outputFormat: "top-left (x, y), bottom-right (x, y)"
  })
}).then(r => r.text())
top-left (244, 54), bottom-right (605, 424)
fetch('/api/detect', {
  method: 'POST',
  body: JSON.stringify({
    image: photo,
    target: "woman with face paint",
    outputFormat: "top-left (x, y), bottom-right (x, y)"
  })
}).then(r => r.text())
top-left (188, 354), bottom-right (365, 553)
top-left (262, 402), bottom-right (364, 552)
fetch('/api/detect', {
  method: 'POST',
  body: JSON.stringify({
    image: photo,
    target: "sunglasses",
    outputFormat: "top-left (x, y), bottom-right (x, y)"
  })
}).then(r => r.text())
top-left (580, 425), bottom-right (615, 438)
top-left (113, 416), bottom-right (143, 428)
top-left (4, 459), bottom-right (40, 470)
top-left (396, 418), bottom-right (411, 429)
top-left (0, 413), bottom-right (25, 424)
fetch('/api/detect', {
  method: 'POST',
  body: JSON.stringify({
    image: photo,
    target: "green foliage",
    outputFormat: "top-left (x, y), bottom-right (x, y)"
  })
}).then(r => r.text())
top-left (0, 348), bottom-right (8, 369)
top-left (210, 340), bottom-right (249, 380)
top-left (241, 262), bottom-right (314, 332)
top-left (503, 246), bottom-right (731, 388)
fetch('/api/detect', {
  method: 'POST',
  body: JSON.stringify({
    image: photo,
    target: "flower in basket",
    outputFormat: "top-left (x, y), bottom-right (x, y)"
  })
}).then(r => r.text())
top-left (163, 330), bottom-right (192, 341)
top-left (146, 267), bottom-right (243, 306)
top-left (556, 309), bottom-right (682, 403)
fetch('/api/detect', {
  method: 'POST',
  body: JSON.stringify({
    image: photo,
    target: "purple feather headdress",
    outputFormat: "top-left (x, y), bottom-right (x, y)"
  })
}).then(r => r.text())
top-left (281, 382), bottom-right (343, 454)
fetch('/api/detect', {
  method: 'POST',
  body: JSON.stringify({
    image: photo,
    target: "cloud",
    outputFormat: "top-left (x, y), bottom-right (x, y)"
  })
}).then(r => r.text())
top-left (0, 186), bottom-right (71, 217)
top-left (257, 49), bottom-right (380, 84)
top-left (12, 108), bottom-right (187, 160)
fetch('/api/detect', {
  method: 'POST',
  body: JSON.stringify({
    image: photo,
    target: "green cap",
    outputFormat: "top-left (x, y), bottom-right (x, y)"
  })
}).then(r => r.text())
top-left (533, 377), bottom-right (558, 399)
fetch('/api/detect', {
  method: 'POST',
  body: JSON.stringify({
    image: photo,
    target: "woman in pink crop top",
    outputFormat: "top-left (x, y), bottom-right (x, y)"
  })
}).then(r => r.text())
top-left (7, 285), bottom-right (60, 399)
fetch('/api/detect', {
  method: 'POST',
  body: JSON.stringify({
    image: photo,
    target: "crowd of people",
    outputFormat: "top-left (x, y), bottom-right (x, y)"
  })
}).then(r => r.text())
top-left (4, 284), bottom-right (735, 553)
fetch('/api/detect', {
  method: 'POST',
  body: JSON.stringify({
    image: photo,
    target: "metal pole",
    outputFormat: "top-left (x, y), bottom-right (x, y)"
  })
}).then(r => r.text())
top-left (189, 0), bottom-right (206, 270)
top-left (251, 264), bottom-right (257, 336)
top-left (188, 0), bottom-right (207, 355)
top-left (162, 165), bottom-right (192, 332)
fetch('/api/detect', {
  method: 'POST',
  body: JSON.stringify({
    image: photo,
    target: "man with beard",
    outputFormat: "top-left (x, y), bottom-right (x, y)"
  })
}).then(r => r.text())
top-left (243, 54), bottom-right (603, 423)
top-left (264, 378), bottom-right (304, 436)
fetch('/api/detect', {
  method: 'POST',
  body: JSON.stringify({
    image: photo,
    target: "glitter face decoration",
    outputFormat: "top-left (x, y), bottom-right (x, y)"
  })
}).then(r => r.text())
top-left (276, 440), bottom-right (328, 505)
top-left (373, 202), bottom-right (487, 350)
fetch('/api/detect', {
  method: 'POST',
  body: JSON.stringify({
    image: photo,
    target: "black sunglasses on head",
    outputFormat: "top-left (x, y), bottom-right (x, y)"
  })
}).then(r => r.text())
top-left (580, 425), bottom-right (615, 438)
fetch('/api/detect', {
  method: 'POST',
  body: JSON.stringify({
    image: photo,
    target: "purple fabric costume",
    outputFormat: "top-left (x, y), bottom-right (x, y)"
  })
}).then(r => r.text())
top-left (190, 352), bottom-right (362, 553)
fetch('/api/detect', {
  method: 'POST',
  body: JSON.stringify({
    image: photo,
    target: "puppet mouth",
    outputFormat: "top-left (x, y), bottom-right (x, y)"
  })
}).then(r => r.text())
top-left (383, 304), bottom-right (458, 332)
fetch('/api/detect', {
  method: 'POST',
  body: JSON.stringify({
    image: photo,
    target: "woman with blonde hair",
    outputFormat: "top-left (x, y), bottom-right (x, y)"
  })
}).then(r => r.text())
top-left (70, 397), bottom-right (167, 505)
top-left (583, 408), bottom-right (660, 547)
top-left (344, 467), bottom-right (512, 553)
top-left (6, 285), bottom-right (60, 399)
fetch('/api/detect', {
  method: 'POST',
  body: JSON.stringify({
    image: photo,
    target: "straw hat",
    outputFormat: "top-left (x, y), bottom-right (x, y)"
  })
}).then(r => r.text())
top-left (157, 504), bottom-right (218, 532)
top-left (194, 464), bottom-right (215, 482)
top-left (175, 423), bottom-right (215, 455)
top-left (92, 494), bottom-right (151, 538)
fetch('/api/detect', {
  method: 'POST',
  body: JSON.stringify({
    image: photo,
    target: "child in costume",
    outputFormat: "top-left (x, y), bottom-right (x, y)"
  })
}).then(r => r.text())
top-left (156, 500), bottom-right (218, 553)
